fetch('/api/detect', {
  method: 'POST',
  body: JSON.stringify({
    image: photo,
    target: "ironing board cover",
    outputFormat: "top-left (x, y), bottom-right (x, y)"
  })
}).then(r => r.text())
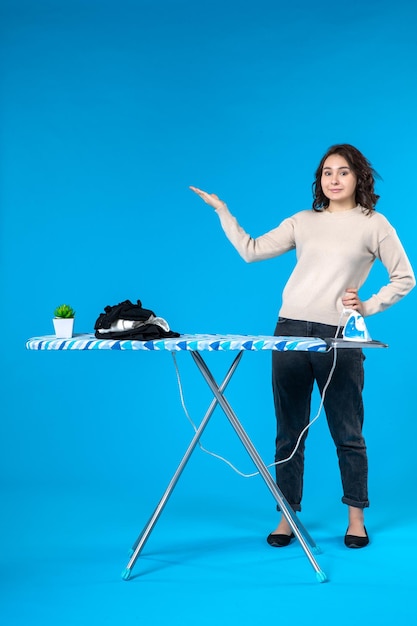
top-left (26, 333), bottom-right (328, 352)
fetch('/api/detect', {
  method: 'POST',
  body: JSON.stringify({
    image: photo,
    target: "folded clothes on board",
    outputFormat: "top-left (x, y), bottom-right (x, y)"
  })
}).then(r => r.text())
top-left (94, 299), bottom-right (180, 340)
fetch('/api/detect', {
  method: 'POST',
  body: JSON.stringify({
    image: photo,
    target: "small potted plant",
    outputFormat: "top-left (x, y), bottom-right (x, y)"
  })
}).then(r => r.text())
top-left (53, 304), bottom-right (76, 338)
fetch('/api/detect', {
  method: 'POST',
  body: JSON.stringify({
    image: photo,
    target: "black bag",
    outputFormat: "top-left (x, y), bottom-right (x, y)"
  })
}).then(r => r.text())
top-left (94, 299), bottom-right (180, 340)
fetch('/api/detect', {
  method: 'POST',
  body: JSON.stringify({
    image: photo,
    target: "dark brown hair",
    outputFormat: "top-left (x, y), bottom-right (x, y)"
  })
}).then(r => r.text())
top-left (312, 144), bottom-right (380, 215)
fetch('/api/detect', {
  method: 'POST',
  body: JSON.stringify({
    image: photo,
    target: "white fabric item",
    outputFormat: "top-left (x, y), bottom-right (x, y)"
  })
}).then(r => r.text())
top-left (98, 314), bottom-right (171, 334)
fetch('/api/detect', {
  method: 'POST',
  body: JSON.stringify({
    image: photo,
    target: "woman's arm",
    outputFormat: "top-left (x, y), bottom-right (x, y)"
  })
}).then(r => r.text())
top-left (361, 229), bottom-right (415, 316)
top-left (189, 186), bottom-right (295, 262)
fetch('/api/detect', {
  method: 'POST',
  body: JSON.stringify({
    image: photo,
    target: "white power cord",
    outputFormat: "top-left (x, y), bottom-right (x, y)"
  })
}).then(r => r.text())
top-left (171, 352), bottom-right (257, 477)
top-left (171, 339), bottom-right (339, 479)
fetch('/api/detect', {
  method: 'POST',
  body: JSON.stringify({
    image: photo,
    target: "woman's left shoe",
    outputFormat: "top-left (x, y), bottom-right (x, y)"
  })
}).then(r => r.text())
top-left (267, 532), bottom-right (295, 548)
top-left (344, 527), bottom-right (369, 549)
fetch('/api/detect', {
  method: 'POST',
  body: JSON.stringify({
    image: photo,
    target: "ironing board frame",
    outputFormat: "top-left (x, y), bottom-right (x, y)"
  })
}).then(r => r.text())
top-left (26, 333), bottom-right (387, 584)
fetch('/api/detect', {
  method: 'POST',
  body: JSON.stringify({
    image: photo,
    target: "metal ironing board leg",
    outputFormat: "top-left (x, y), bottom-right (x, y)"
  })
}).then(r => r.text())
top-left (190, 351), bottom-right (327, 583)
top-left (121, 351), bottom-right (243, 580)
top-left (122, 348), bottom-right (327, 583)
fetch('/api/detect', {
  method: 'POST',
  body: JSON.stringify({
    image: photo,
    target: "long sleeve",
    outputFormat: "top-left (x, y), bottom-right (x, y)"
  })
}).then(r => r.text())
top-left (361, 228), bottom-right (415, 316)
top-left (215, 203), bottom-right (295, 262)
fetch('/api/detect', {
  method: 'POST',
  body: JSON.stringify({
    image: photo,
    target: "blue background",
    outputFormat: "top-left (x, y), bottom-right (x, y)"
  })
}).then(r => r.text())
top-left (1, 1), bottom-right (416, 624)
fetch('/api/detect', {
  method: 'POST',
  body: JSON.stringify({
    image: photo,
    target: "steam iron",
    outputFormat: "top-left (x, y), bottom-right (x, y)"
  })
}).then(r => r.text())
top-left (342, 309), bottom-right (372, 342)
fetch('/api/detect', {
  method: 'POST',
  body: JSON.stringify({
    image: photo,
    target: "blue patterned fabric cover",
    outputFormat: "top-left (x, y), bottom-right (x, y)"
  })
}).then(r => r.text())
top-left (26, 333), bottom-right (328, 352)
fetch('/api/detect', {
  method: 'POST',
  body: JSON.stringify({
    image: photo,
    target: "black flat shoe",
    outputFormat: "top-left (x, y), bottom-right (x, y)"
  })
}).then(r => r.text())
top-left (267, 532), bottom-right (295, 547)
top-left (344, 527), bottom-right (369, 549)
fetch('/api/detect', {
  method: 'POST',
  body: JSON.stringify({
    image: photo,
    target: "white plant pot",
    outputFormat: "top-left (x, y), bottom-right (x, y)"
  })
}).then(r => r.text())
top-left (53, 317), bottom-right (74, 339)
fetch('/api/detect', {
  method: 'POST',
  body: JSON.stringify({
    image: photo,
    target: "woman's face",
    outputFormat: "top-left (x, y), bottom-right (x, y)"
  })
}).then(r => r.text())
top-left (321, 154), bottom-right (357, 208)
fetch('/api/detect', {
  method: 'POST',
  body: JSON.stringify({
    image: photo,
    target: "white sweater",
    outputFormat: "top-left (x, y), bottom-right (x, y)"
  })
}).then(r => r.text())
top-left (215, 203), bottom-right (415, 326)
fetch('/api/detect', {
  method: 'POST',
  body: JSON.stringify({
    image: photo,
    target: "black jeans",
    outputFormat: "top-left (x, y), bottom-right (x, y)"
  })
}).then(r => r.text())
top-left (272, 318), bottom-right (369, 512)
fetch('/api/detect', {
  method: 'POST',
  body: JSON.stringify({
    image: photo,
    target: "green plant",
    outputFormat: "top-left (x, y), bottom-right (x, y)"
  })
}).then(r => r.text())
top-left (54, 304), bottom-right (76, 318)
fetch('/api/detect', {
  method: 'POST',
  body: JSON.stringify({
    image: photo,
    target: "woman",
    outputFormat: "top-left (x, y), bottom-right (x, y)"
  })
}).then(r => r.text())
top-left (190, 144), bottom-right (415, 548)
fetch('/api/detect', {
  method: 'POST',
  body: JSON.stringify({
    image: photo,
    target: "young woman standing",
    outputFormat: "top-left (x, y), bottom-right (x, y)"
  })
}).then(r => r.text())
top-left (190, 144), bottom-right (415, 548)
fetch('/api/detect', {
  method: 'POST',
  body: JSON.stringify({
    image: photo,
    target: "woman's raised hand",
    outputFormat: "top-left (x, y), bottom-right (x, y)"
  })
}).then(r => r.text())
top-left (189, 186), bottom-right (226, 211)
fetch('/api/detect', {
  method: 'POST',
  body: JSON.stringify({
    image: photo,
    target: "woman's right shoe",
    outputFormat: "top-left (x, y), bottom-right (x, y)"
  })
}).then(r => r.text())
top-left (266, 532), bottom-right (295, 547)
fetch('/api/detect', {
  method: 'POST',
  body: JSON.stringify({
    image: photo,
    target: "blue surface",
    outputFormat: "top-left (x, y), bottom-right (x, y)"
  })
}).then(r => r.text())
top-left (1, 0), bottom-right (417, 624)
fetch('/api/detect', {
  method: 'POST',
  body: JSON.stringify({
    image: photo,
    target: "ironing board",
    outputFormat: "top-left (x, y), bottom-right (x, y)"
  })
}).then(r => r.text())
top-left (26, 332), bottom-right (387, 583)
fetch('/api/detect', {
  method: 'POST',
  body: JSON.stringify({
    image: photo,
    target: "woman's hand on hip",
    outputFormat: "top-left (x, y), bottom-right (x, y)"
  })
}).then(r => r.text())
top-left (342, 288), bottom-right (364, 315)
top-left (189, 186), bottom-right (226, 211)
